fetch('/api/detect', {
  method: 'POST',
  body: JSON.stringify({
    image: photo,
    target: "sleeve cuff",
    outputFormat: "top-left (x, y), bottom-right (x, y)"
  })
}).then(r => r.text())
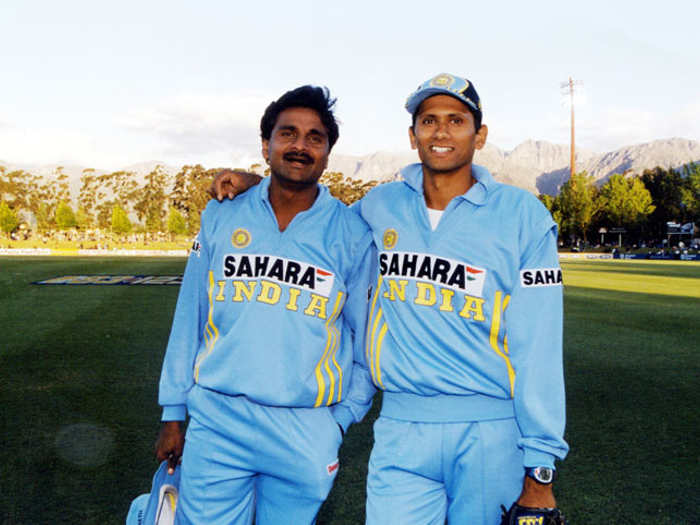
top-left (522, 448), bottom-right (557, 469)
top-left (161, 404), bottom-right (187, 421)
top-left (330, 404), bottom-right (355, 433)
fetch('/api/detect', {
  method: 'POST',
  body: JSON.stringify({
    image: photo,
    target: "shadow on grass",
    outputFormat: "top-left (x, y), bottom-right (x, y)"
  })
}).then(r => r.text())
top-left (558, 286), bottom-right (699, 524)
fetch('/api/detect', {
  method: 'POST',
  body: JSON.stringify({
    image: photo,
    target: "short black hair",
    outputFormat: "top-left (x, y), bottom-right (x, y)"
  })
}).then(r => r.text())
top-left (260, 85), bottom-right (339, 149)
top-left (411, 94), bottom-right (482, 132)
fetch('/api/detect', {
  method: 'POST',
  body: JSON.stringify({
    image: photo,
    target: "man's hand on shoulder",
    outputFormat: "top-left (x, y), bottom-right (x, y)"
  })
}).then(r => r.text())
top-left (155, 420), bottom-right (185, 475)
top-left (207, 169), bottom-right (263, 202)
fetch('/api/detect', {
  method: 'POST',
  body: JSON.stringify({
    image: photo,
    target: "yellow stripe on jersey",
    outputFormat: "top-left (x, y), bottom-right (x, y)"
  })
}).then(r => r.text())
top-left (501, 294), bottom-right (511, 354)
top-left (328, 293), bottom-right (346, 405)
top-left (374, 322), bottom-right (388, 389)
top-left (194, 271), bottom-right (220, 382)
top-left (365, 275), bottom-right (383, 367)
top-left (368, 308), bottom-right (384, 387)
top-left (489, 291), bottom-right (515, 397)
top-left (325, 292), bottom-right (346, 406)
top-left (314, 291), bottom-right (344, 408)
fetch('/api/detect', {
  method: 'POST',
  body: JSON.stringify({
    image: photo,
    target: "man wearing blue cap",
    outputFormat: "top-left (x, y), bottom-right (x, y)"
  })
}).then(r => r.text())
top-left (357, 73), bottom-right (568, 524)
top-left (210, 73), bottom-right (568, 525)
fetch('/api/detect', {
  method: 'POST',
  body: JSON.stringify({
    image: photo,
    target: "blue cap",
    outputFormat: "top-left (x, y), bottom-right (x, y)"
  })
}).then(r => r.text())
top-left (127, 461), bottom-right (181, 525)
top-left (405, 73), bottom-right (482, 118)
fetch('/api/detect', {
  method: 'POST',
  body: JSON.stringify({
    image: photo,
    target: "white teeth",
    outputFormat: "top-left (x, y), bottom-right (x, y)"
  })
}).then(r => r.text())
top-left (431, 146), bottom-right (452, 153)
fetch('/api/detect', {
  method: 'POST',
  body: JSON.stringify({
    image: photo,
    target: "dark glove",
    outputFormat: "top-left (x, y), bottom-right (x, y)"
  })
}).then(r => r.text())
top-left (500, 503), bottom-right (568, 525)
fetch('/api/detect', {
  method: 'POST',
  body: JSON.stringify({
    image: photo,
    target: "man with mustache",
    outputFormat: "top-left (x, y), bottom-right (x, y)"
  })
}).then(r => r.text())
top-left (156, 85), bottom-right (376, 524)
top-left (211, 73), bottom-right (568, 524)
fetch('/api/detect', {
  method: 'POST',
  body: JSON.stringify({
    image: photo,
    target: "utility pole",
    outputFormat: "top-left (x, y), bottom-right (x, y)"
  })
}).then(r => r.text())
top-left (560, 77), bottom-right (583, 179)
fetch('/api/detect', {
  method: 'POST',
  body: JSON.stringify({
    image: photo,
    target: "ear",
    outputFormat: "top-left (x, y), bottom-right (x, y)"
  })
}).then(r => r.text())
top-left (261, 139), bottom-right (269, 163)
top-left (408, 126), bottom-right (417, 150)
top-left (474, 124), bottom-right (488, 150)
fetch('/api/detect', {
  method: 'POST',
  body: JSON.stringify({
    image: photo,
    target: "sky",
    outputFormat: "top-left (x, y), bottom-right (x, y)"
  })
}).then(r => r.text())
top-left (1, 0), bottom-right (699, 170)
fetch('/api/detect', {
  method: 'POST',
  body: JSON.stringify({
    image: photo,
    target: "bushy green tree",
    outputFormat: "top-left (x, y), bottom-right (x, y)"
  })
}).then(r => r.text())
top-left (598, 174), bottom-right (655, 227)
top-left (54, 166), bottom-right (71, 203)
top-left (641, 167), bottom-right (686, 239)
top-left (171, 165), bottom-right (218, 234)
top-left (134, 166), bottom-right (169, 232)
top-left (95, 171), bottom-right (138, 229)
top-left (55, 201), bottom-right (77, 230)
top-left (75, 207), bottom-right (91, 229)
top-left (680, 163), bottom-right (700, 223)
top-left (557, 172), bottom-right (600, 242)
top-left (111, 205), bottom-right (132, 235)
top-left (0, 201), bottom-right (19, 236)
top-left (33, 201), bottom-right (55, 231)
top-left (77, 169), bottom-right (98, 228)
top-left (167, 206), bottom-right (187, 235)
top-left (0, 167), bottom-right (33, 212)
top-left (538, 194), bottom-right (563, 234)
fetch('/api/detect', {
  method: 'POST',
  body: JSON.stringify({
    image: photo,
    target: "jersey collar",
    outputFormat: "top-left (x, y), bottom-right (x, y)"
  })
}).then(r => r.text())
top-left (400, 162), bottom-right (494, 206)
top-left (256, 175), bottom-right (330, 209)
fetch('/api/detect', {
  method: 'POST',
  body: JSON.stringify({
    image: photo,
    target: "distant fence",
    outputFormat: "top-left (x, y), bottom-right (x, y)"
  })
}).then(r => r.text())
top-left (613, 252), bottom-right (700, 261)
top-left (0, 248), bottom-right (187, 257)
top-left (558, 252), bottom-right (700, 261)
top-left (558, 253), bottom-right (614, 260)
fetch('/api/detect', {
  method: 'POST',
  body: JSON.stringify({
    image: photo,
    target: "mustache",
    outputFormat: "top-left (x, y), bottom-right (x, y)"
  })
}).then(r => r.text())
top-left (283, 152), bottom-right (313, 164)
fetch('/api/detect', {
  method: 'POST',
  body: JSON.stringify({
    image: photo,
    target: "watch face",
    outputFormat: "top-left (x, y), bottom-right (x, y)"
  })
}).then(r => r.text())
top-left (534, 467), bottom-right (554, 483)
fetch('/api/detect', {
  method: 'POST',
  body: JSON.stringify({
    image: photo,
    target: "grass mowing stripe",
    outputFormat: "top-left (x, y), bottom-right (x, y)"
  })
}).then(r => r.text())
top-left (562, 259), bottom-right (700, 298)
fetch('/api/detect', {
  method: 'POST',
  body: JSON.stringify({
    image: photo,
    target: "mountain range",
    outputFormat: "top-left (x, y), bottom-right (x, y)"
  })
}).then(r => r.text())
top-left (327, 137), bottom-right (699, 194)
top-left (2, 137), bottom-right (698, 199)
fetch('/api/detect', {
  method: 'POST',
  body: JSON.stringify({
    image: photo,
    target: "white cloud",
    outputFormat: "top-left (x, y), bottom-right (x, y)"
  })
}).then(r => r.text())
top-left (488, 96), bottom-right (700, 154)
top-left (575, 100), bottom-right (700, 152)
top-left (117, 93), bottom-right (271, 165)
top-left (1, 93), bottom-right (277, 170)
top-left (0, 125), bottom-right (106, 167)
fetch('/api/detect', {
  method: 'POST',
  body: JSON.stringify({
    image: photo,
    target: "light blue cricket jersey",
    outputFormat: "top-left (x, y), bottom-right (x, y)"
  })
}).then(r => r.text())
top-left (358, 163), bottom-right (569, 467)
top-left (159, 177), bottom-right (376, 431)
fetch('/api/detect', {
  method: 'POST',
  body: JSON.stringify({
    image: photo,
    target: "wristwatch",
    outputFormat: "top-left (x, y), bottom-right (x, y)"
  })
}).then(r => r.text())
top-left (526, 466), bottom-right (555, 484)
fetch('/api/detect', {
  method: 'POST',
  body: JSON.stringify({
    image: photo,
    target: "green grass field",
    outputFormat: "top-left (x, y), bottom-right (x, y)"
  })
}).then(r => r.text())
top-left (0, 257), bottom-right (698, 524)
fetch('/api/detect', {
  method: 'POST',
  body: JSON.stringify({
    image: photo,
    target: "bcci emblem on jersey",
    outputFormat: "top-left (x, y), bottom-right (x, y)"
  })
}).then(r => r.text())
top-left (231, 228), bottom-right (251, 249)
top-left (382, 228), bottom-right (398, 250)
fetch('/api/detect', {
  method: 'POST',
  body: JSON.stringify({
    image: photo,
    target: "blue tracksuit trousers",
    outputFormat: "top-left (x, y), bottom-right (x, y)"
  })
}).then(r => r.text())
top-left (175, 385), bottom-right (343, 524)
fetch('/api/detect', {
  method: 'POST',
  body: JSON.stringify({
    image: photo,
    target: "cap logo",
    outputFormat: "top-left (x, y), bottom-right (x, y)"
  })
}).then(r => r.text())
top-left (232, 228), bottom-right (251, 249)
top-left (406, 73), bottom-right (481, 116)
top-left (430, 74), bottom-right (455, 88)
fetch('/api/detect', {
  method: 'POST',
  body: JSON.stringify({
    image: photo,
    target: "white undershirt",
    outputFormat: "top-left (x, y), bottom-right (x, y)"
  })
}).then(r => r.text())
top-left (426, 207), bottom-right (444, 230)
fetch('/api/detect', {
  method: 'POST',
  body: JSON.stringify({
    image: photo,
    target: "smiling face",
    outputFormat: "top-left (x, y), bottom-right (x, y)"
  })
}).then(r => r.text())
top-left (409, 94), bottom-right (487, 177)
top-left (262, 107), bottom-right (330, 189)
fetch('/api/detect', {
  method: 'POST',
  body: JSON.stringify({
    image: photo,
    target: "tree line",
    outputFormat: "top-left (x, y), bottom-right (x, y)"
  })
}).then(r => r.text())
top-left (0, 162), bottom-right (697, 246)
top-left (539, 164), bottom-right (699, 247)
top-left (0, 165), bottom-right (377, 239)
